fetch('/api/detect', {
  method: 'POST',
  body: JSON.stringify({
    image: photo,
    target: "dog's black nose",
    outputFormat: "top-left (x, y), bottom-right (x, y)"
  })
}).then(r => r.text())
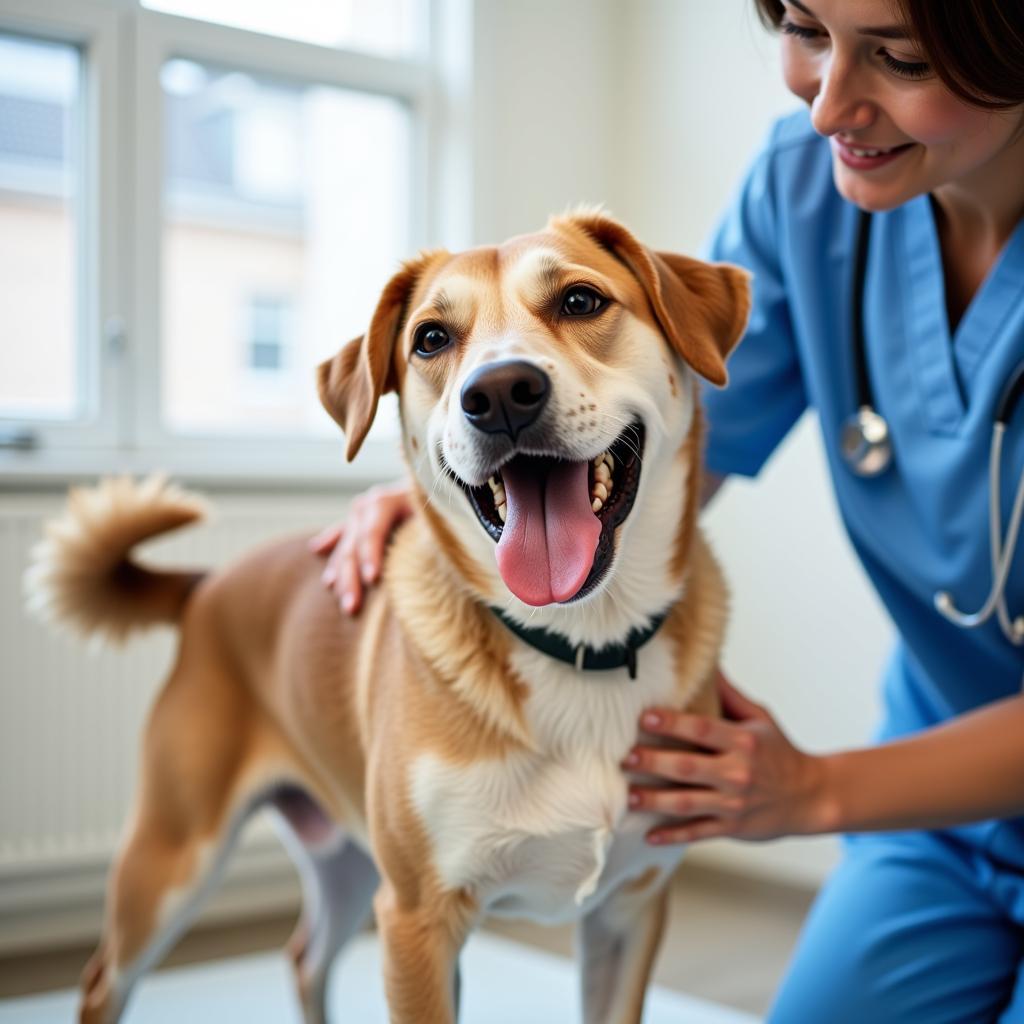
top-left (460, 360), bottom-right (551, 440)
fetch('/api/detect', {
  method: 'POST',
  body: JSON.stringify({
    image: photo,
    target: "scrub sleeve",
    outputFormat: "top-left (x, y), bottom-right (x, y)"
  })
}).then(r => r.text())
top-left (700, 112), bottom-right (1024, 1023)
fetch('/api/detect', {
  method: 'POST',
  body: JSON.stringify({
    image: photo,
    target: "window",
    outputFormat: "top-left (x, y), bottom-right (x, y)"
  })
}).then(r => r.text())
top-left (140, 0), bottom-right (420, 57)
top-left (0, 0), bottom-right (443, 480)
top-left (248, 296), bottom-right (291, 373)
top-left (160, 60), bottom-right (410, 440)
top-left (0, 33), bottom-right (81, 422)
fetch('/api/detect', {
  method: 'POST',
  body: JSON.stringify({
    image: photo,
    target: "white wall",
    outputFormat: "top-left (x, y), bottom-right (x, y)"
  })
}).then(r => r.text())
top-left (470, 0), bottom-right (895, 887)
top-left (612, 0), bottom-right (794, 251)
top-left (467, 0), bottom-right (620, 245)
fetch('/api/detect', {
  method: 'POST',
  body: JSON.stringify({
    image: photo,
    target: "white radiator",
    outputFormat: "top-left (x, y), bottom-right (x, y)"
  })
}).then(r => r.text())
top-left (0, 488), bottom-right (353, 954)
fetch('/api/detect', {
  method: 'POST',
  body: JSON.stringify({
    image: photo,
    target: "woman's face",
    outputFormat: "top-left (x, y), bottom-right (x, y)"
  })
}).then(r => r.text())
top-left (778, 0), bottom-right (1024, 212)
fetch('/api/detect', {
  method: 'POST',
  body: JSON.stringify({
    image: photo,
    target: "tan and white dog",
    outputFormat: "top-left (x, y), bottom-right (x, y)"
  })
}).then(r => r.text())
top-left (26, 209), bottom-right (749, 1024)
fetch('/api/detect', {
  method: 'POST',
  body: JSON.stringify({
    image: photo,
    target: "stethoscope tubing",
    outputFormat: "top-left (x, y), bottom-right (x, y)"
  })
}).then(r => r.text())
top-left (845, 209), bottom-right (1024, 647)
top-left (933, 422), bottom-right (1024, 644)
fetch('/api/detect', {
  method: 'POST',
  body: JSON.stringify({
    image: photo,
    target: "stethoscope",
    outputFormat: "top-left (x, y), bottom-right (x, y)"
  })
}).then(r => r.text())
top-left (840, 209), bottom-right (1024, 648)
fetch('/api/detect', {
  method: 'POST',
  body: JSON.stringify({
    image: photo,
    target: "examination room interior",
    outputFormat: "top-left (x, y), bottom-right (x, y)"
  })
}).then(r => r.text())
top-left (0, 0), bottom-right (894, 1020)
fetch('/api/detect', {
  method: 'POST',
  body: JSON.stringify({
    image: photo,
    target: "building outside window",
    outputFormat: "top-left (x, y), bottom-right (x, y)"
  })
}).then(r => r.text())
top-left (0, 0), bottom-right (433, 478)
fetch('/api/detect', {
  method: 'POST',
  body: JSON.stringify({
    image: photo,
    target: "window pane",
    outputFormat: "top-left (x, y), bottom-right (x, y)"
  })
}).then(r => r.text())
top-left (0, 34), bottom-right (81, 421)
top-left (161, 61), bottom-right (410, 438)
top-left (142, 0), bottom-right (419, 57)
top-left (247, 296), bottom-right (289, 371)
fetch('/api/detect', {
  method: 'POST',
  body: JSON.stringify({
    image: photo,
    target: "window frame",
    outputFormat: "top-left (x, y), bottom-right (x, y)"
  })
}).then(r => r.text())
top-left (0, 0), bottom-right (455, 487)
top-left (0, 0), bottom-right (125, 459)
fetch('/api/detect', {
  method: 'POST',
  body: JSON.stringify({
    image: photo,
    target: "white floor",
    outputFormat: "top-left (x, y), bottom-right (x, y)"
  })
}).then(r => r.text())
top-left (0, 931), bottom-right (758, 1023)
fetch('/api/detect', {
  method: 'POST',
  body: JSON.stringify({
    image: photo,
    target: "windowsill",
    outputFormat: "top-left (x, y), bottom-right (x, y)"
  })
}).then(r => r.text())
top-left (0, 441), bottom-right (406, 492)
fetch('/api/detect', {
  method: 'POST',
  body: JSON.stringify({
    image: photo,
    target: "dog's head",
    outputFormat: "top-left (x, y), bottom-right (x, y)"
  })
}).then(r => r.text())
top-left (319, 210), bottom-right (749, 624)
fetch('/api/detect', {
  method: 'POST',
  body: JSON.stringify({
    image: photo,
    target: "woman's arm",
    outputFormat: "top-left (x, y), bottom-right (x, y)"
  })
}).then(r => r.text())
top-left (820, 688), bottom-right (1024, 833)
top-left (627, 671), bottom-right (1024, 844)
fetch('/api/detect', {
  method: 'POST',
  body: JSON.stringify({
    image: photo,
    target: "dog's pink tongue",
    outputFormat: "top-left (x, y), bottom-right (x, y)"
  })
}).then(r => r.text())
top-left (495, 459), bottom-right (601, 606)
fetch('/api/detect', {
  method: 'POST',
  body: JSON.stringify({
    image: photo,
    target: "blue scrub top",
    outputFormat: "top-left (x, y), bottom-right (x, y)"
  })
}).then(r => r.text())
top-left (701, 109), bottom-right (1024, 863)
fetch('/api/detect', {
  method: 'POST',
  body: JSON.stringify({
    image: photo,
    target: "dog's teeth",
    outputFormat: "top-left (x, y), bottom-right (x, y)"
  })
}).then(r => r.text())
top-left (590, 454), bottom-right (613, 506)
top-left (605, 452), bottom-right (614, 471)
top-left (592, 497), bottom-right (603, 513)
top-left (486, 475), bottom-right (506, 523)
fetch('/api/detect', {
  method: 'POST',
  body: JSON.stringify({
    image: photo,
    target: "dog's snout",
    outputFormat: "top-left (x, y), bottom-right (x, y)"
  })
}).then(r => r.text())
top-left (460, 360), bottom-right (551, 440)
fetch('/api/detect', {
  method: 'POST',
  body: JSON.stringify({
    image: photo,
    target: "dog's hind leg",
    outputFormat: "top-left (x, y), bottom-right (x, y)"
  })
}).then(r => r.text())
top-left (77, 658), bottom-right (267, 1024)
top-left (80, 799), bottom-right (255, 1024)
top-left (272, 789), bottom-right (379, 1024)
top-left (577, 872), bottom-right (672, 1024)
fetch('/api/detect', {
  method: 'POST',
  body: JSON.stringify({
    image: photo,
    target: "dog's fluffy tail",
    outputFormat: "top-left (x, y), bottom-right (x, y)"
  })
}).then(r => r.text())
top-left (24, 475), bottom-right (208, 646)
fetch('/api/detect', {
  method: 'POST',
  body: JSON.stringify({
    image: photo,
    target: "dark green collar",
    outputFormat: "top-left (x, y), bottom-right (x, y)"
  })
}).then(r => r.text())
top-left (489, 606), bottom-right (670, 680)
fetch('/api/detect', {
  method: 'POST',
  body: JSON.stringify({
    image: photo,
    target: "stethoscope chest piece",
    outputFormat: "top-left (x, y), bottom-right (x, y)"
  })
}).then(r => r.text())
top-left (843, 210), bottom-right (892, 479)
top-left (841, 404), bottom-right (892, 477)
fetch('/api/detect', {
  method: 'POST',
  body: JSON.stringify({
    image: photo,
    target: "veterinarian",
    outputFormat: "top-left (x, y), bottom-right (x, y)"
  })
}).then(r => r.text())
top-left (313, 1), bottom-right (1024, 1020)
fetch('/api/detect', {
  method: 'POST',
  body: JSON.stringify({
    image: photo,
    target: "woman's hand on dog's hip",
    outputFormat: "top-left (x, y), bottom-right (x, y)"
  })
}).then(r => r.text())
top-left (623, 669), bottom-right (833, 845)
top-left (309, 480), bottom-right (414, 614)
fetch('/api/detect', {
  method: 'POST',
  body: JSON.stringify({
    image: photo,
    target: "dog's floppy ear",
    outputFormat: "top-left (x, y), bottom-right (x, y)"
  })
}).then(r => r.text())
top-left (557, 209), bottom-right (750, 387)
top-left (318, 251), bottom-right (444, 461)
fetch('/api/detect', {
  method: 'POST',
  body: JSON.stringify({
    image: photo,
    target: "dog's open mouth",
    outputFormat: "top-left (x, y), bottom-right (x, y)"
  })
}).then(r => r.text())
top-left (462, 422), bottom-right (644, 606)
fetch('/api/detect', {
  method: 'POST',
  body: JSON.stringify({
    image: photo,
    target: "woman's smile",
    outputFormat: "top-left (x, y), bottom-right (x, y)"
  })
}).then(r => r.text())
top-left (832, 137), bottom-right (915, 170)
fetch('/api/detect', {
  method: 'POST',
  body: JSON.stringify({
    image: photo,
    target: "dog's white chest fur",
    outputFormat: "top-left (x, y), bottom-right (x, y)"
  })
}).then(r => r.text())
top-left (408, 636), bottom-right (688, 924)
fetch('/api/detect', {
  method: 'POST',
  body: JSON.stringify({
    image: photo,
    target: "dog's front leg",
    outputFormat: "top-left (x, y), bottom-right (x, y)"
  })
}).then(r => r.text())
top-left (577, 875), bottom-right (671, 1024)
top-left (374, 882), bottom-right (473, 1024)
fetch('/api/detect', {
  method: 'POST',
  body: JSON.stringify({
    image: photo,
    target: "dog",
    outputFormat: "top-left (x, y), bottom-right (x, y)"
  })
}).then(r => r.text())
top-left (26, 208), bottom-right (749, 1024)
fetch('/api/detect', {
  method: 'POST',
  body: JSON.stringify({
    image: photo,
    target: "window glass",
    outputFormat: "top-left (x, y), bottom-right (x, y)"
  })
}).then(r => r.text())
top-left (142, 0), bottom-right (420, 57)
top-left (247, 295), bottom-right (290, 372)
top-left (0, 34), bottom-right (81, 421)
top-left (160, 60), bottom-right (410, 438)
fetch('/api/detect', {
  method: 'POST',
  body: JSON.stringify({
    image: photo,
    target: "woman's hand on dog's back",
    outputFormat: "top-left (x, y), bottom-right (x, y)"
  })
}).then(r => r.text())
top-left (309, 480), bottom-right (414, 614)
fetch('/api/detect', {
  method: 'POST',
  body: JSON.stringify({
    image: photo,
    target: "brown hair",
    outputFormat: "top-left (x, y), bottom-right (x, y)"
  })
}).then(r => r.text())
top-left (752, 0), bottom-right (1024, 110)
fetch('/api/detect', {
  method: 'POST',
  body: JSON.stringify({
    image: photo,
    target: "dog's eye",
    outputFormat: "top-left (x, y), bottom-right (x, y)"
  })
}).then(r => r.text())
top-left (561, 286), bottom-right (605, 317)
top-left (413, 323), bottom-right (451, 357)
